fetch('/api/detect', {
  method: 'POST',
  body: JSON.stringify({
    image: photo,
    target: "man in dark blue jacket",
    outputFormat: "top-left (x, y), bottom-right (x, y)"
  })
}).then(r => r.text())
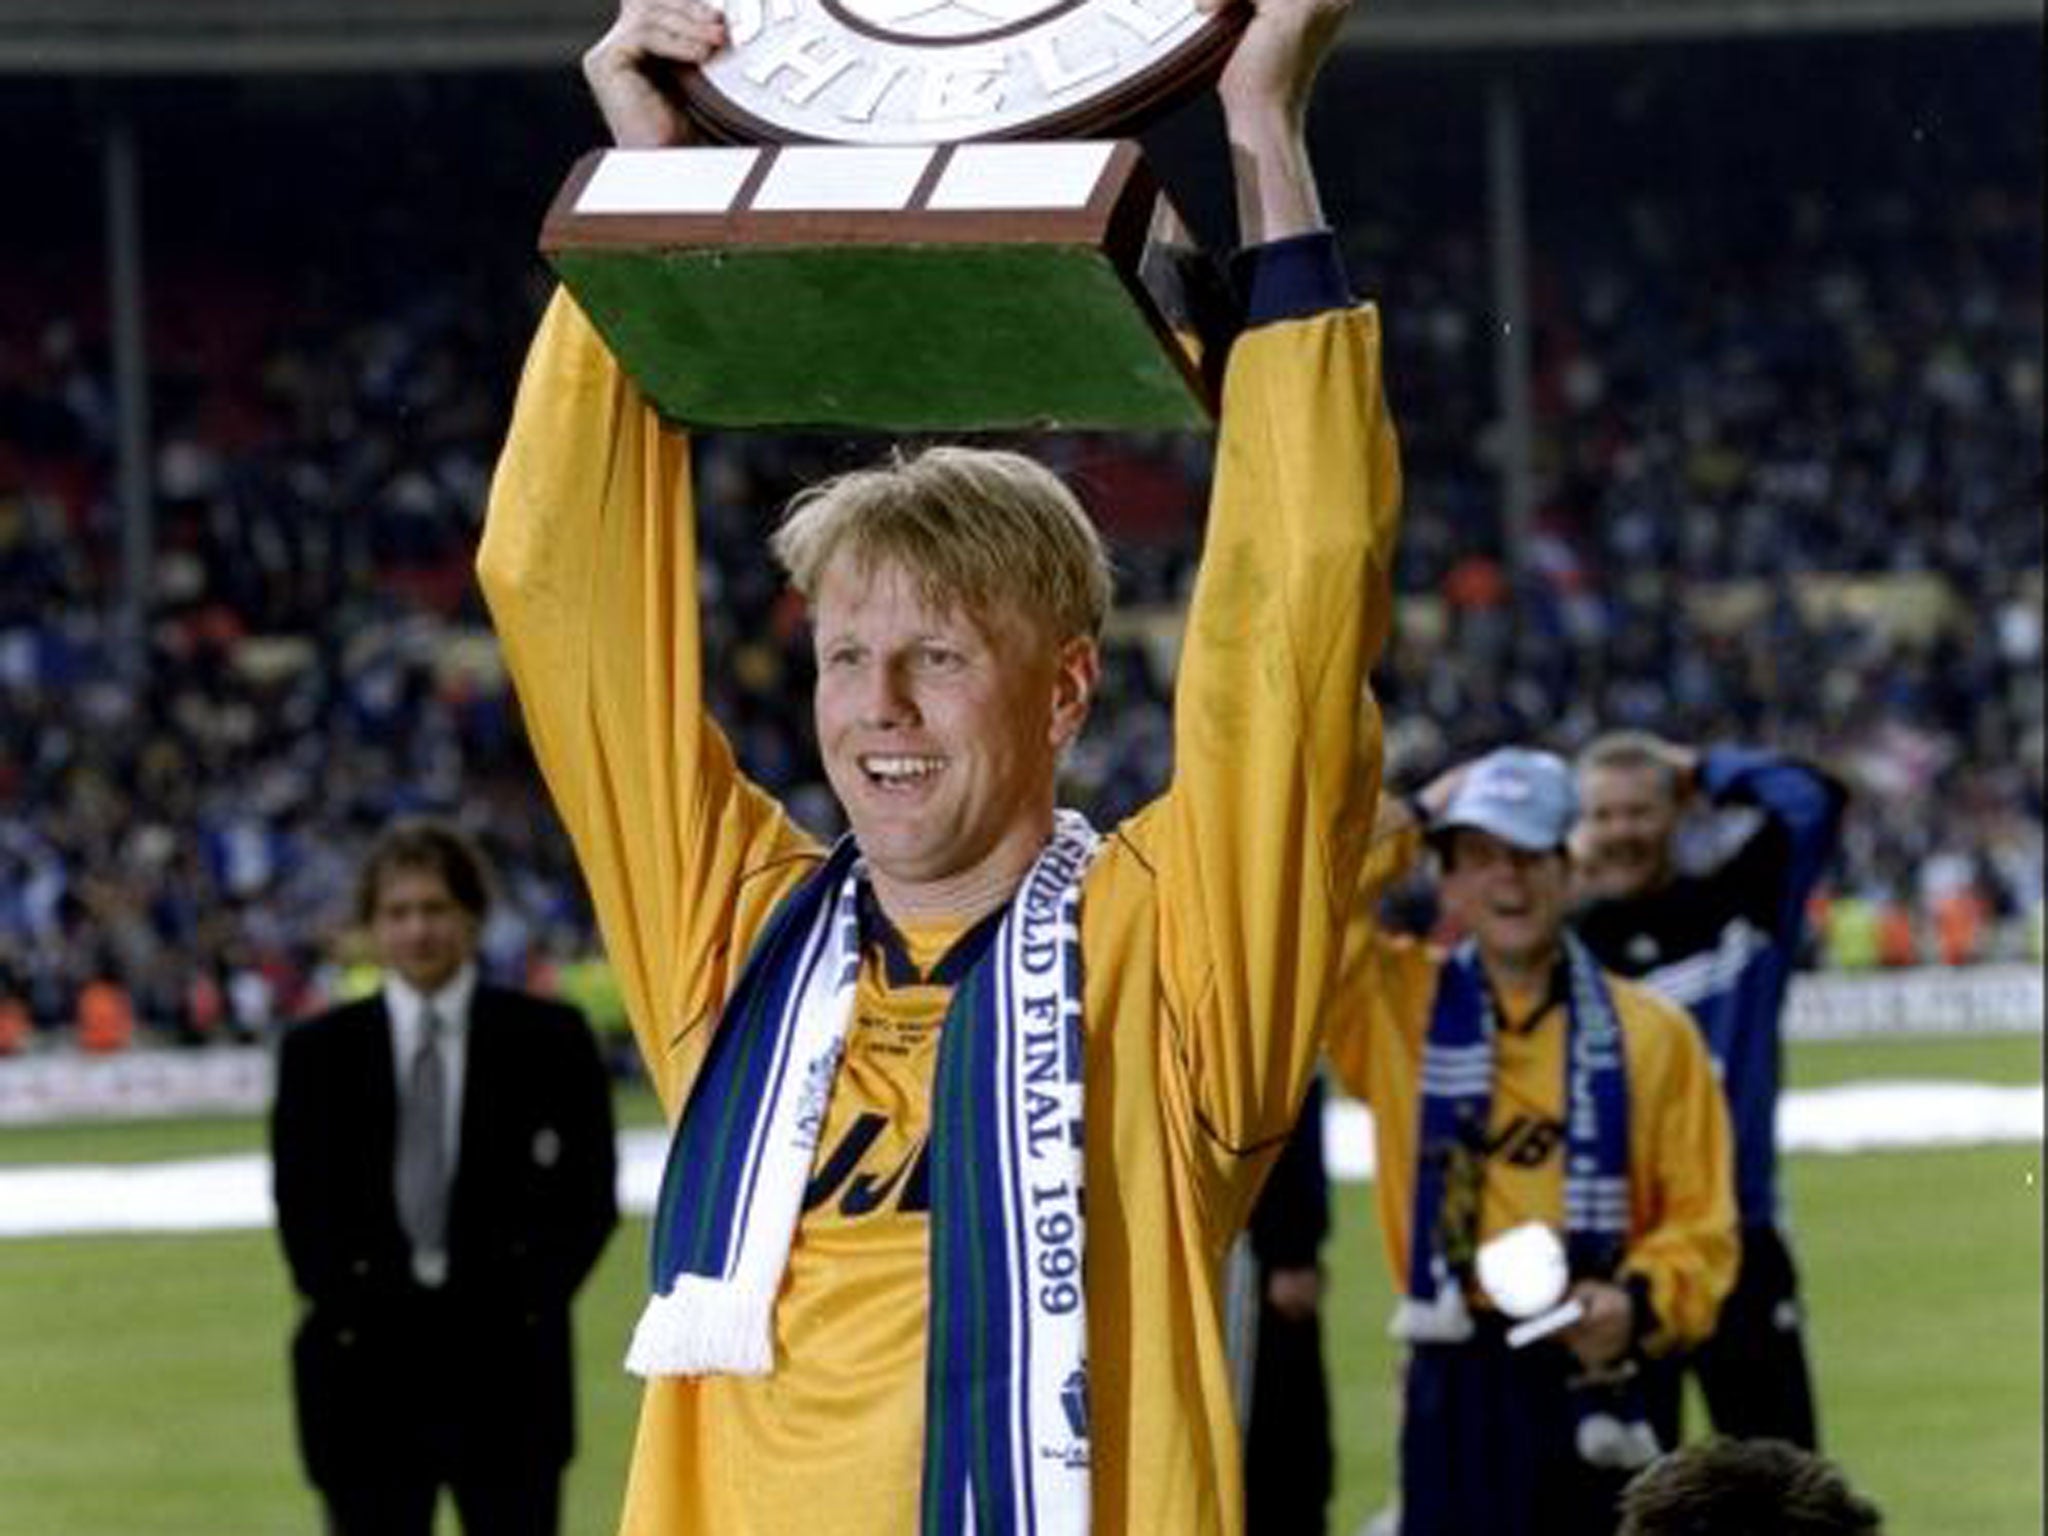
top-left (1572, 732), bottom-right (1847, 1449)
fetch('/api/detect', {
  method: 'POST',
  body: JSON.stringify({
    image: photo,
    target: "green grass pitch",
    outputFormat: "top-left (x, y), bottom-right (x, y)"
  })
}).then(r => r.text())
top-left (0, 1034), bottom-right (2038, 1534)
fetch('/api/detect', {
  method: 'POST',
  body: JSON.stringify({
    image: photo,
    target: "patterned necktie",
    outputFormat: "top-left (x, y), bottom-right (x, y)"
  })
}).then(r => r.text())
top-left (395, 1007), bottom-right (449, 1283)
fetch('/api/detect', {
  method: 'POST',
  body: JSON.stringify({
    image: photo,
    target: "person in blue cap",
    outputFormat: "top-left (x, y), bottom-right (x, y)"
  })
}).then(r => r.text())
top-left (1326, 747), bottom-right (1739, 1536)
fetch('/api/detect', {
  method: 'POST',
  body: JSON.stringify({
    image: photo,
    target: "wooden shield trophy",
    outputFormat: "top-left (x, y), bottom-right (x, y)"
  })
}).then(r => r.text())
top-left (540, 0), bottom-right (1244, 430)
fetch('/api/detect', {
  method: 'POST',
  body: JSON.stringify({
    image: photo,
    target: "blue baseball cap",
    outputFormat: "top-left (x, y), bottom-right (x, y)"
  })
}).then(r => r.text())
top-left (1432, 747), bottom-right (1579, 853)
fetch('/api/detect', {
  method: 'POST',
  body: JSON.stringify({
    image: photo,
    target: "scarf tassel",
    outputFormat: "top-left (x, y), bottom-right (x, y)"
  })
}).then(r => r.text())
top-left (626, 1275), bottom-right (777, 1378)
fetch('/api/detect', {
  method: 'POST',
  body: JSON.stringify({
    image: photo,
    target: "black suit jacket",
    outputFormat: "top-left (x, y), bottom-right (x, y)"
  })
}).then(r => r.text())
top-left (271, 985), bottom-right (618, 1488)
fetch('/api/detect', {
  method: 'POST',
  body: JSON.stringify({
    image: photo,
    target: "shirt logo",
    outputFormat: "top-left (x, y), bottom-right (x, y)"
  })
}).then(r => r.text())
top-left (1487, 1114), bottom-right (1565, 1171)
top-left (804, 1111), bottom-right (932, 1215)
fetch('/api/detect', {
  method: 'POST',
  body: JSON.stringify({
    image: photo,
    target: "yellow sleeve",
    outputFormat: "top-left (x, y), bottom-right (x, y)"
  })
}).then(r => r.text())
top-left (1324, 797), bottom-right (1428, 1102)
top-left (1149, 302), bottom-right (1403, 1169)
top-left (476, 291), bottom-right (816, 1112)
top-left (1321, 837), bottom-right (1440, 1291)
top-left (1617, 983), bottom-right (1740, 1352)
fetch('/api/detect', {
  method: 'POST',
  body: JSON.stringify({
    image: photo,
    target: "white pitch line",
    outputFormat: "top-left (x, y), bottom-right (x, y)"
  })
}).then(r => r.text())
top-left (0, 1081), bottom-right (2039, 1239)
top-left (1322, 1079), bottom-right (2044, 1184)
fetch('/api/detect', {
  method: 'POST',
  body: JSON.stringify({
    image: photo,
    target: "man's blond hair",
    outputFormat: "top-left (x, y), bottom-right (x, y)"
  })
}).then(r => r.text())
top-left (1577, 729), bottom-right (1684, 791)
top-left (770, 446), bottom-right (1112, 643)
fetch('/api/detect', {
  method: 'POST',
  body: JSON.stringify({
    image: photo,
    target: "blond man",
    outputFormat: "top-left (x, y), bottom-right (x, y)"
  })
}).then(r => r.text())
top-left (478, 0), bottom-right (1400, 1528)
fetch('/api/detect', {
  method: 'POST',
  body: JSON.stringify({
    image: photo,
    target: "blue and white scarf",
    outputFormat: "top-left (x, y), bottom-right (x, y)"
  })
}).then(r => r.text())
top-left (628, 811), bottom-right (1101, 1534)
top-left (1395, 932), bottom-right (1659, 1468)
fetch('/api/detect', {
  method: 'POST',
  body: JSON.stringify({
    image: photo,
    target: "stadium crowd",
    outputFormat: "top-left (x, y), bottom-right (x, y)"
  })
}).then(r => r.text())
top-left (0, 34), bottom-right (2038, 1047)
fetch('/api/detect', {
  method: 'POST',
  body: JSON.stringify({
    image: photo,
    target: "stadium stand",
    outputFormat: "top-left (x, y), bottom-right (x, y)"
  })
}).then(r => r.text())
top-left (0, 25), bottom-right (2038, 1046)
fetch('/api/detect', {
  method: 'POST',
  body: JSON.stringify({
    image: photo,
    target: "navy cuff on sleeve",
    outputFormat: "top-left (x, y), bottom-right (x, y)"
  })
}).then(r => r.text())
top-left (1230, 230), bottom-right (1354, 326)
top-left (1698, 745), bottom-right (1767, 799)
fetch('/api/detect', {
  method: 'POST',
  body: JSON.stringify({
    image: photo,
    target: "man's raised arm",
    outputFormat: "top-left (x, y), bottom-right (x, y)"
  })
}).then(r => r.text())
top-left (1152, 0), bottom-right (1403, 1189)
top-left (1204, 0), bottom-right (1347, 244)
top-left (477, 1), bottom-right (809, 1109)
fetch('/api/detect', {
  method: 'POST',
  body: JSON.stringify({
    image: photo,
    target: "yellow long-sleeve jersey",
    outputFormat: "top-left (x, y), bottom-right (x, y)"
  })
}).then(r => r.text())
top-left (477, 291), bottom-right (1402, 1535)
top-left (1324, 812), bottom-right (1737, 1353)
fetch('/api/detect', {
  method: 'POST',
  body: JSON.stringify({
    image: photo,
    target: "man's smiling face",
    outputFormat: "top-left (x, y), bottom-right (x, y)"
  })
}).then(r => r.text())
top-left (1439, 827), bottom-right (1573, 981)
top-left (811, 555), bottom-right (1095, 917)
top-left (1575, 762), bottom-right (1681, 900)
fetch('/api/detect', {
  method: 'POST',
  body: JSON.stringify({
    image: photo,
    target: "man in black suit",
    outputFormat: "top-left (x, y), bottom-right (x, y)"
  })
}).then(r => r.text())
top-left (272, 818), bottom-right (618, 1536)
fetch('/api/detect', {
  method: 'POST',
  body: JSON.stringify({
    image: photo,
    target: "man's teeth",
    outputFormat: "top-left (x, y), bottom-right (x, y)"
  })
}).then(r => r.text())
top-left (864, 755), bottom-right (943, 782)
